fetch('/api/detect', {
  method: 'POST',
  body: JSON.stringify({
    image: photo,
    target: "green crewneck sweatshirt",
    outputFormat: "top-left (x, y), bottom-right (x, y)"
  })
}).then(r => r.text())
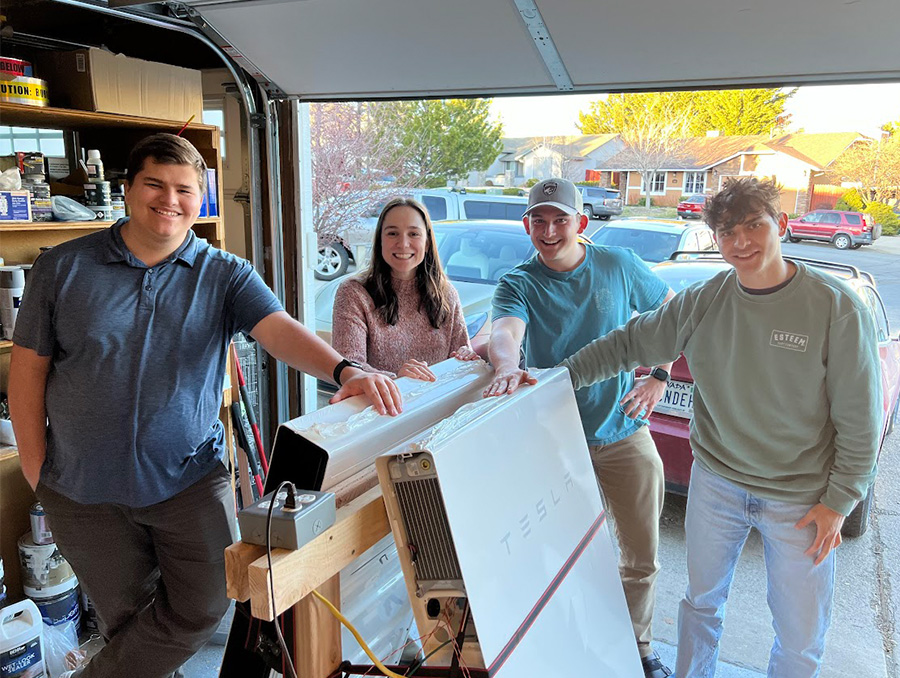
top-left (560, 262), bottom-right (882, 516)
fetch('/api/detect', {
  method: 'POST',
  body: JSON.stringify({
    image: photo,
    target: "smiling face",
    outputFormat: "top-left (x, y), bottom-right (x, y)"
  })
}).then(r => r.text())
top-left (524, 205), bottom-right (588, 272)
top-left (713, 210), bottom-right (790, 288)
top-left (380, 204), bottom-right (429, 280)
top-left (124, 159), bottom-right (203, 247)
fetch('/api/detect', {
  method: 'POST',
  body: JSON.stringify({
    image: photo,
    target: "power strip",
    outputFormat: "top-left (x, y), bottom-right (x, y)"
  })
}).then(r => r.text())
top-left (238, 487), bottom-right (336, 550)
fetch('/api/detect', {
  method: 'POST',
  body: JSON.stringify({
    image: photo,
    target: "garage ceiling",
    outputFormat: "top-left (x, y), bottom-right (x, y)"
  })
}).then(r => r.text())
top-left (182, 0), bottom-right (900, 100)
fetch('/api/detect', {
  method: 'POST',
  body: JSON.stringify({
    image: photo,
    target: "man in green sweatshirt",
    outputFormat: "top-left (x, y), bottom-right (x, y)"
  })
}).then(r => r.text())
top-left (559, 177), bottom-right (881, 678)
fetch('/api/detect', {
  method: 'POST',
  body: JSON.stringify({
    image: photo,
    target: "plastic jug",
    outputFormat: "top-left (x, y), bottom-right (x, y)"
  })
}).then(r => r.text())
top-left (0, 598), bottom-right (46, 677)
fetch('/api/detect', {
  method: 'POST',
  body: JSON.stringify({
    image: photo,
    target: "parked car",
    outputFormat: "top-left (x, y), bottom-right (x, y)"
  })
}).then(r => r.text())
top-left (587, 219), bottom-right (716, 263)
top-left (645, 254), bottom-right (900, 537)
top-left (676, 194), bottom-right (708, 219)
top-left (784, 210), bottom-right (881, 250)
top-left (578, 186), bottom-right (623, 220)
top-left (316, 190), bottom-right (528, 280)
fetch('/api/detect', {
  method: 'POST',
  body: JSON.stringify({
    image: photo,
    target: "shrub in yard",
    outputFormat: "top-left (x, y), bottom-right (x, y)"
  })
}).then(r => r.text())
top-left (502, 187), bottom-right (522, 196)
top-left (788, 213), bottom-right (799, 219)
top-left (575, 181), bottom-right (600, 187)
top-left (865, 202), bottom-right (900, 236)
top-left (836, 188), bottom-right (866, 213)
top-left (524, 178), bottom-right (538, 188)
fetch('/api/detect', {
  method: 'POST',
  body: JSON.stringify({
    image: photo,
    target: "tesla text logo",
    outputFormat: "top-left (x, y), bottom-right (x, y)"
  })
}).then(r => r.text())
top-left (499, 471), bottom-right (575, 555)
top-left (770, 330), bottom-right (809, 352)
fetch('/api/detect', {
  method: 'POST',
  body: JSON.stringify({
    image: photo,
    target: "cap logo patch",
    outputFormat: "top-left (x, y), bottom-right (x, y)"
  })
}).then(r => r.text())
top-left (542, 181), bottom-right (558, 196)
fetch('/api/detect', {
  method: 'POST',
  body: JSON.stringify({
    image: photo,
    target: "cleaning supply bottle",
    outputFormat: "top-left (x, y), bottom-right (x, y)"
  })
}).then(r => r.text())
top-left (0, 598), bottom-right (46, 678)
top-left (86, 150), bottom-right (104, 183)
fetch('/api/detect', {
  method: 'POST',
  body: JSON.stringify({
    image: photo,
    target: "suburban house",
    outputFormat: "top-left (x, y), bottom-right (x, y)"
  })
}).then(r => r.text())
top-left (590, 131), bottom-right (864, 214)
top-left (470, 134), bottom-right (623, 186)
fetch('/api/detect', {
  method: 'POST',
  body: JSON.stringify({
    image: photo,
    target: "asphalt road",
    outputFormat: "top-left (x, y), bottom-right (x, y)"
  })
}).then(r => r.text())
top-left (652, 235), bottom-right (900, 678)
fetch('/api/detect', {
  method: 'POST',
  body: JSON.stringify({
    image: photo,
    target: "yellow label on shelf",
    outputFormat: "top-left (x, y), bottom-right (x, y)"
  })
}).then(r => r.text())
top-left (0, 75), bottom-right (49, 107)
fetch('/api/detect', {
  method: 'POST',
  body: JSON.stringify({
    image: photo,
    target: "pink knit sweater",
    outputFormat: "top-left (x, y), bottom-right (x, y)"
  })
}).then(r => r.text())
top-left (332, 276), bottom-right (471, 377)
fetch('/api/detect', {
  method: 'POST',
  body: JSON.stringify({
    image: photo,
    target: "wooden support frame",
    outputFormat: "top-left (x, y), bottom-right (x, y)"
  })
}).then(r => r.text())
top-left (224, 468), bottom-right (391, 677)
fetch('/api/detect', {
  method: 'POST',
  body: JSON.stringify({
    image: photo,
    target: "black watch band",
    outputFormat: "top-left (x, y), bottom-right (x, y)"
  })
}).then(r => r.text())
top-left (333, 358), bottom-right (362, 386)
top-left (649, 367), bottom-right (670, 383)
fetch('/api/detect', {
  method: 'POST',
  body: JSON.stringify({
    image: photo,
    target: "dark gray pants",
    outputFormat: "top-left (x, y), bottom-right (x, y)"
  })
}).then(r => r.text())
top-left (37, 464), bottom-right (236, 678)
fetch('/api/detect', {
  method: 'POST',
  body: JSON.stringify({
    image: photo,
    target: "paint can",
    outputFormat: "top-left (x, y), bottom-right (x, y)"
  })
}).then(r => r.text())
top-left (0, 598), bottom-right (45, 678)
top-left (0, 267), bottom-right (25, 341)
top-left (0, 58), bottom-right (33, 78)
top-left (0, 75), bottom-right (48, 107)
top-left (29, 504), bottom-right (53, 546)
top-left (17, 533), bottom-right (74, 592)
top-left (26, 578), bottom-right (81, 635)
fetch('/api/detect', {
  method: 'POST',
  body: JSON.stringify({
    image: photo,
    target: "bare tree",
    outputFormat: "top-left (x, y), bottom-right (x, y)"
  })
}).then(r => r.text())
top-left (828, 133), bottom-right (900, 204)
top-left (615, 115), bottom-right (691, 208)
top-left (529, 136), bottom-right (582, 182)
top-left (310, 102), bottom-right (414, 250)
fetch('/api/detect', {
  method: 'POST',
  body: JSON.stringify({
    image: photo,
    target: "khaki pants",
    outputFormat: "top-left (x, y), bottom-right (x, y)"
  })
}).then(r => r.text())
top-left (36, 464), bottom-right (236, 678)
top-left (589, 425), bottom-right (665, 657)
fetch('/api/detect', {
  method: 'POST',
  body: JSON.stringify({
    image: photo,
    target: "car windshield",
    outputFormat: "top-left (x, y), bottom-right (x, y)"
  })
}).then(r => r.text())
top-left (591, 227), bottom-right (681, 263)
top-left (436, 226), bottom-right (535, 283)
top-left (687, 195), bottom-right (705, 203)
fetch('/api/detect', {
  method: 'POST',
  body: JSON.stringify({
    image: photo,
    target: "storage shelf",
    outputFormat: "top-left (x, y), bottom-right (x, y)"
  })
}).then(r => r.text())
top-left (0, 102), bottom-right (217, 134)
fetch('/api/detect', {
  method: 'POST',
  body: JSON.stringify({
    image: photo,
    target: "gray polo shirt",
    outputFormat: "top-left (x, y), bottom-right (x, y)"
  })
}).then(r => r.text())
top-left (14, 219), bottom-right (283, 507)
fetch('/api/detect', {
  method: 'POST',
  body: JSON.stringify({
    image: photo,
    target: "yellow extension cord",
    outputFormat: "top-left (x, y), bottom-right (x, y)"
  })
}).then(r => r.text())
top-left (311, 589), bottom-right (408, 678)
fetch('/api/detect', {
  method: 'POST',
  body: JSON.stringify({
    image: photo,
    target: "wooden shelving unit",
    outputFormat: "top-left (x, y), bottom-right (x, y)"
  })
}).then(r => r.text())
top-left (0, 101), bottom-right (233, 600)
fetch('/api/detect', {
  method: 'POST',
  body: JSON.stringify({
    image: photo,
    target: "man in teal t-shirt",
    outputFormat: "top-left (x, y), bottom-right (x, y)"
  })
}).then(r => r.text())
top-left (560, 178), bottom-right (882, 678)
top-left (485, 178), bottom-right (675, 678)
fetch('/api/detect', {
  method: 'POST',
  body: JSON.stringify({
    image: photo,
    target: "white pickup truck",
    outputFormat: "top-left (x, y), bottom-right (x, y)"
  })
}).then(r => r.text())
top-left (316, 189), bottom-right (528, 280)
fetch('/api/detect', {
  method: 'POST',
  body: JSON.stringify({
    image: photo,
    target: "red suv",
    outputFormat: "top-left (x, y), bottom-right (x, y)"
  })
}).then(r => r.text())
top-left (645, 254), bottom-right (900, 538)
top-left (784, 210), bottom-right (880, 250)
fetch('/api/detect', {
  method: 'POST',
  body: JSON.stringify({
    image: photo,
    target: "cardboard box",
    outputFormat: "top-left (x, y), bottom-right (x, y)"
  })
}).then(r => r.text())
top-left (0, 191), bottom-right (32, 221)
top-left (37, 48), bottom-right (202, 122)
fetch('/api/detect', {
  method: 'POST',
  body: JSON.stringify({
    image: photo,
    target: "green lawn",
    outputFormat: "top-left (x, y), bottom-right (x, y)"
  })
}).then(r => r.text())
top-left (621, 205), bottom-right (679, 219)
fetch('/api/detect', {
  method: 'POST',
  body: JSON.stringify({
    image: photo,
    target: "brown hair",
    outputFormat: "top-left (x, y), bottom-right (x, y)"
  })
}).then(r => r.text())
top-left (704, 177), bottom-right (783, 232)
top-left (362, 197), bottom-right (451, 329)
top-left (125, 133), bottom-right (207, 192)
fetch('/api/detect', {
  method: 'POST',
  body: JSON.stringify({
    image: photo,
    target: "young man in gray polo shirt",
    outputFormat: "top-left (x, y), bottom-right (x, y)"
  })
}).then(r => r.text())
top-left (559, 178), bottom-right (881, 677)
top-left (8, 134), bottom-right (401, 678)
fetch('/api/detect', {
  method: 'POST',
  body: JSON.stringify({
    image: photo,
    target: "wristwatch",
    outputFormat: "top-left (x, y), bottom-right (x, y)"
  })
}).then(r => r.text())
top-left (649, 367), bottom-right (670, 383)
top-left (333, 358), bottom-right (363, 386)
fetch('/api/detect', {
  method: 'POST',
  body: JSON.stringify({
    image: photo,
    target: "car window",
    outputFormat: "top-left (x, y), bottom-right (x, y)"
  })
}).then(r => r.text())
top-left (438, 228), bottom-right (534, 283)
top-left (682, 232), bottom-right (700, 251)
top-left (422, 195), bottom-right (448, 221)
top-left (689, 195), bottom-right (706, 203)
top-left (862, 287), bottom-right (890, 342)
top-left (820, 212), bottom-right (841, 225)
top-left (844, 213), bottom-right (862, 225)
top-left (462, 200), bottom-right (526, 221)
top-left (802, 212), bottom-right (821, 223)
top-left (591, 227), bottom-right (681, 263)
top-left (696, 229), bottom-right (715, 251)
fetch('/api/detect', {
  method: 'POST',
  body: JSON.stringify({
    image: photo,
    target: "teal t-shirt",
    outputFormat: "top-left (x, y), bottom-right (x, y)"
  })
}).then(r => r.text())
top-left (492, 244), bottom-right (668, 445)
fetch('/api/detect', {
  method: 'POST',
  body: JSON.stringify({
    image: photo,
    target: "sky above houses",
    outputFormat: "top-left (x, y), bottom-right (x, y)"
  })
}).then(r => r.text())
top-left (490, 84), bottom-right (900, 139)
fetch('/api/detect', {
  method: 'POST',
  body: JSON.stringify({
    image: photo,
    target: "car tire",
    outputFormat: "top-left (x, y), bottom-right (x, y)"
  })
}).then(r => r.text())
top-left (833, 234), bottom-right (852, 250)
top-left (851, 244), bottom-right (863, 249)
top-left (781, 229), bottom-right (791, 243)
top-left (584, 205), bottom-right (595, 219)
top-left (315, 243), bottom-right (350, 281)
top-left (599, 215), bottom-right (611, 221)
top-left (842, 483), bottom-right (874, 538)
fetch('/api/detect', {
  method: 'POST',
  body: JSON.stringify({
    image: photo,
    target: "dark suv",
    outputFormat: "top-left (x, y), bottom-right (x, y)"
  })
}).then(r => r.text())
top-left (784, 210), bottom-right (881, 250)
top-left (578, 186), bottom-right (623, 220)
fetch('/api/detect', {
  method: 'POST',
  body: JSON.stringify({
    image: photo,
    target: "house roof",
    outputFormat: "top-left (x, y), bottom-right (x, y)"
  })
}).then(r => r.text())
top-left (596, 131), bottom-right (863, 171)
top-left (499, 134), bottom-right (619, 161)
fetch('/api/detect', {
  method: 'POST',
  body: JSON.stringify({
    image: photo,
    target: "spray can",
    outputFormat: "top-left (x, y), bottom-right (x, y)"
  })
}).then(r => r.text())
top-left (29, 504), bottom-right (53, 546)
top-left (0, 267), bottom-right (25, 341)
top-left (86, 150), bottom-right (104, 183)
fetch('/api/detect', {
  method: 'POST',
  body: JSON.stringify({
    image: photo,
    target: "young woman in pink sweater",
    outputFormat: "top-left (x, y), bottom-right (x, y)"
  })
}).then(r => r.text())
top-left (332, 197), bottom-right (478, 380)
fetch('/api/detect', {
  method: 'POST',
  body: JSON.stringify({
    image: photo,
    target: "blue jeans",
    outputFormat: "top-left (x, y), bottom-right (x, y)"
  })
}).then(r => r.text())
top-left (676, 462), bottom-right (835, 678)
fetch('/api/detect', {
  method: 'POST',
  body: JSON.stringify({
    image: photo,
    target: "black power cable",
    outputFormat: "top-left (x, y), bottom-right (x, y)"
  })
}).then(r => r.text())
top-left (266, 481), bottom-right (299, 678)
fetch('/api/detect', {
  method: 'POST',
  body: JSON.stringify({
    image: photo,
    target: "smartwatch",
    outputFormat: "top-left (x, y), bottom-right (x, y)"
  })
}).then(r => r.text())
top-left (333, 358), bottom-right (363, 386)
top-left (649, 367), bottom-right (670, 383)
